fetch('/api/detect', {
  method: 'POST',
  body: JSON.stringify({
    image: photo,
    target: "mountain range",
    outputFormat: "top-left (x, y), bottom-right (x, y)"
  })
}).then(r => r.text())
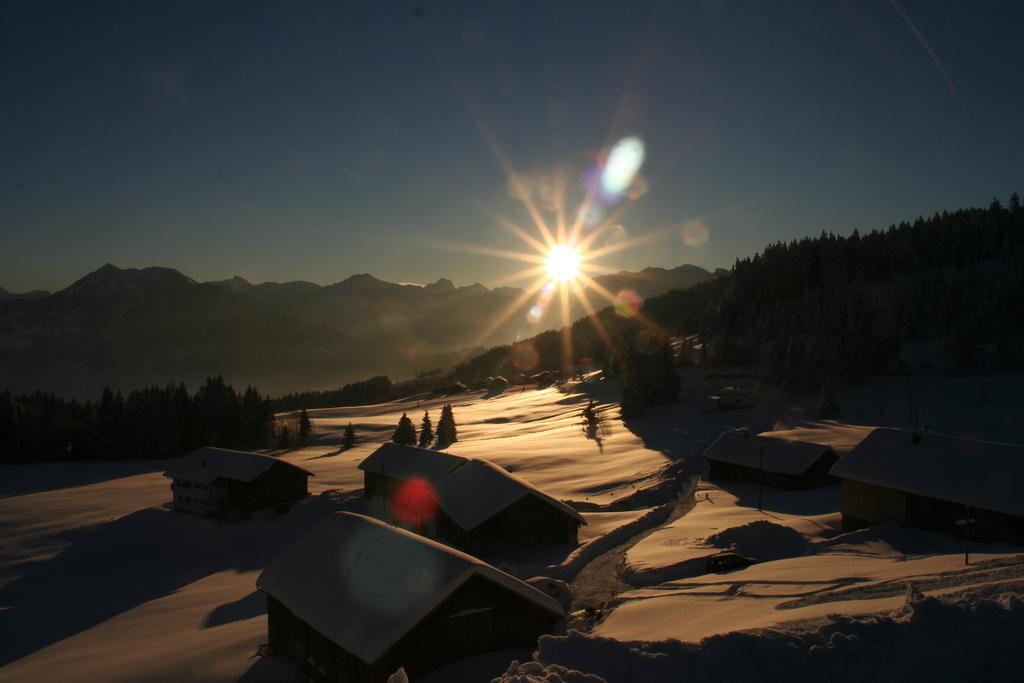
top-left (0, 263), bottom-right (722, 396)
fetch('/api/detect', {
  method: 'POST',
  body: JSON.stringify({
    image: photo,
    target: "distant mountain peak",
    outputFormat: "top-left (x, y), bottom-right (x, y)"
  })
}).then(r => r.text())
top-left (424, 278), bottom-right (455, 293)
top-left (206, 276), bottom-right (253, 292)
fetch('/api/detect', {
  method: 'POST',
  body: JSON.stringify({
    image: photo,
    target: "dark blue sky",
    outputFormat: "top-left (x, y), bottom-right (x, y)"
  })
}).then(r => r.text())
top-left (2, 0), bottom-right (1022, 293)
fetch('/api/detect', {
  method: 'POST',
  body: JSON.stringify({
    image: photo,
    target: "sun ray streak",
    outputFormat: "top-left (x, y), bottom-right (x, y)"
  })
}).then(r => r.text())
top-left (488, 264), bottom-right (550, 287)
top-left (558, 281), bottom-right (573, 372)
top-left (469, 275), bottom-right (550, 350)
top-left (577, 272), bottom-right (669, 336)
top-left (584, 223), bottom-right (680, 261)
top-left (569, 279), bottom-right (613, 350)
top-left (477, 204), bottom-right (550, 255)
top-left (431, 241), bottom-right (547, 265)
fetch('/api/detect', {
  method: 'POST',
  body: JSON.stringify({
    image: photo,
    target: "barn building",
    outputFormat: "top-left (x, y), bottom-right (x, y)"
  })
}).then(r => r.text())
top-left (704, 430), bottom-right (839, 490)
top-left (358, 443), bottom-right (467, 499)
top-left (830, 428), bottom-right (1024, 542)
top-left (433, 459), bottom-right (586, 553)
top-left (257, 512), bottom-right (565, 682)
top-left (164, 447), bottom-right (313, 517)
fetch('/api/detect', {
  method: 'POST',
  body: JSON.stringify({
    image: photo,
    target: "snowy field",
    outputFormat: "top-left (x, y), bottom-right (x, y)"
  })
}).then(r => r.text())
top-left (1, 371), bottom-right (1022, 682)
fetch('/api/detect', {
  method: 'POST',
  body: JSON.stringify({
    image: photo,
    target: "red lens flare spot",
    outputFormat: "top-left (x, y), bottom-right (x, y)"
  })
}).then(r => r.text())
top-left (614, 289), bottom-right (641, 318)
top-left (511, 342), bottom-right (540, 371)
top-left (392, 477), bottom-right (438, 527)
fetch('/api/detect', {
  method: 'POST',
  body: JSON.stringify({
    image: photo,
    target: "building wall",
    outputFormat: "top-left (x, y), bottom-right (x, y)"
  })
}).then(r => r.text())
top-left (438, 494), bottom-right (581, 554)
top-left (708, 455), bottom-right (836, 491)
top-left (171, 464), bottom-right (308, 518)
top-left (265, 576), bottom-right (560, 683)
top-left (839, 478), bottom-right (908, 530)
top-left (841, 479), bottom-right (1024, 543)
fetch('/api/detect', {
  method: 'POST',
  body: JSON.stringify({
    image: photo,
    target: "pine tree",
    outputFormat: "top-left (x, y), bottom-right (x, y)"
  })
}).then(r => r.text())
top-left (342, 422), bottom-right (356, 449)
top-left (818, 379), bottom-right (840, 419)
top-left (392, 412), bottom-right (416, 445)
top-left (620, 361), bottom-right (646, 417)
top-left (418, 411), bottom-right (434, 447)
top-left (278, 424), bottom-right (291, 449)
top-left (1010, 192), bottom-right (1021, 213)
top-left (436, 403), bottom-right (457, 445)
top-left (298, 408), bottom-right (312, 446)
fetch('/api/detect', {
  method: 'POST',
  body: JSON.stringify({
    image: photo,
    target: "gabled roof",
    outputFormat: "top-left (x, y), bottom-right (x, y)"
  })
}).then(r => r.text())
top-left (830, 427), bottom-right (1024, 517)
top-left (256, 512), bottom-right (563, 665)
top-left (434, 458), bottom-right (586, 532)
top-left (163, 446), bottom-right (314, 485)
top-left (703, 431), bottom-right (835, 477)
top-left (357, 443), bottom-right (468, 484)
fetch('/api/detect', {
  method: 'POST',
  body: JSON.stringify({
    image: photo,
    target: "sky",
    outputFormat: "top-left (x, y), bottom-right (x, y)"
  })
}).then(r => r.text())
top-left (2, 0), bottom-right (1023, 293)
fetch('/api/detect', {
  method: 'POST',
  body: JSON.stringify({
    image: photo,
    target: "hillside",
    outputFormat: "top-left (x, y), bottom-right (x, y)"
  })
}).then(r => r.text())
top-left (0, 263), bottom-right (719, 397)
top-left (1, 371), bottom-right (1022, 681)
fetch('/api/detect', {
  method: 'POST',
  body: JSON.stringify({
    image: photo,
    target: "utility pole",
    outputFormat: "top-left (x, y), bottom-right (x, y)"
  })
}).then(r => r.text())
top-left (957, 504), bottom-right (975, 566)
top-left (758, 446), bottom-right (764, 512)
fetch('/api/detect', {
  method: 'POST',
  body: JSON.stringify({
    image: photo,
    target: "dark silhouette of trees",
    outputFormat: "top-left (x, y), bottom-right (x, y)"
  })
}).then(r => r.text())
top-left (298, 409), bottom-right (312, 446)
top-left (392, 412), bottom-right (416, 445)
top-left (0, 377), bottom-right (276, 463)
top-left (618, 330), bottom-right (680, 417)
top-left (418, 411), bottom-right (434, 448)
top-left (436, 403), bottom-right (457, 445)
top-left (818, 379), bottom-right (840, 419)
top-left (274, 376), bottom-right (393, 411)
top-left (342, 422), bottom-right (356, 449)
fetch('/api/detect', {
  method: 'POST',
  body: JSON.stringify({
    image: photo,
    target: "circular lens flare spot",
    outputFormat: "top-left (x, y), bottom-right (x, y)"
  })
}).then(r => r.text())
top-left (614, 289), bottom-right (641, 318)
top-left (511, 342), bottom-right (540, 371)
top-left (546, 244), bottom-right (581, 282)
top-left (392, 477), bottom-right (438, 528)
top-left (682, 220), bottom-right (710, 248)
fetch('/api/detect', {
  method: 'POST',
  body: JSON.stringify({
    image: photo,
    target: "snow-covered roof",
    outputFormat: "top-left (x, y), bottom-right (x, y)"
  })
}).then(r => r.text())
top-left (434, 459), bottom-right (586, 532)
top-left (357, 443), bottom-right (468, 484)
top-left (703, 431), bottom-right (835, 476)
top-left (829, 427), bottom-right (1024, 517)
top-left (256, 512), bottom-right (563, 665)
top-left (163, 447), bottom-right (313, 485)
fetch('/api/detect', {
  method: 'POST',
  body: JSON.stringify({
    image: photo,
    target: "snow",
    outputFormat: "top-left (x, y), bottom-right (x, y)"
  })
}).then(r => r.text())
top-left (256, 512), bottom-right (563, 665)
top-left (830, 427), bottom-right (1024, 516)
top-left (357, 442), bottom-right (467, 484)
top-left (3, 372), bottom-right (1024, 681)
top-left (703, 430), bottom-right (835, 476)
top-left (494, 586), bottom-right (1024, 682)
top-left (434, 458), bottom-right (585, 532)
top-left (164, 446), bottom-right (314, 485)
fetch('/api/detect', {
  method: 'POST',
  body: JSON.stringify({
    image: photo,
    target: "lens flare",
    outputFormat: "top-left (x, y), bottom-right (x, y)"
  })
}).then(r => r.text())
top-left (614, 288), bottom-right (641, 317)
top-left (392, 477), bottom-right (438, 528)
top-left (511, 341), bottom-right (539, 371)
top-left (601, 136), bottom-right (645, 198)
top-left (682, 220), bottom-right (710, 248)
top-left (546, 244), bottom-right (581, 282)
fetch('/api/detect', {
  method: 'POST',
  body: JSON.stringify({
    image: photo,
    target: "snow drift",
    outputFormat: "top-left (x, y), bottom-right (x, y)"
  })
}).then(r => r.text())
top-left (493, 585), bottom-right (1024, 682)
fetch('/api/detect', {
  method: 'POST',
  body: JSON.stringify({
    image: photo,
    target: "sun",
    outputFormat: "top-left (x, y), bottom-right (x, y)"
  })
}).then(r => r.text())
top-left (546, 244), bottom-right (581, 283)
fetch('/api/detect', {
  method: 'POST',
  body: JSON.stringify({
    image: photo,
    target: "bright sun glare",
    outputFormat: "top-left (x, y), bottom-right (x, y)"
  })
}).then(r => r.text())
top-left (546, 244), bottom-right (581, 283)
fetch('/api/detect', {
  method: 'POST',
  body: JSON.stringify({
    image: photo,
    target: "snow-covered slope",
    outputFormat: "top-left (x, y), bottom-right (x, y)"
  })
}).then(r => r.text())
top-left (1, 372), bottom-right (1022, 682)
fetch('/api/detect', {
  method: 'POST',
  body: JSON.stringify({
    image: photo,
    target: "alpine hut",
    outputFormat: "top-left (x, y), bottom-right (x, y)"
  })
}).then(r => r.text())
top-left (257, 512), bottom-right (565, 682)
top-left (358, 443), bottom-right (467, 499)
top-left (830, 428), bottom-right (1024, 542)
top-left (704, 430), bottom-right (839, 490)
top-left (433, 459), bottom-right (586, 553)
top-left (164, 447), bottom-right (313, 517)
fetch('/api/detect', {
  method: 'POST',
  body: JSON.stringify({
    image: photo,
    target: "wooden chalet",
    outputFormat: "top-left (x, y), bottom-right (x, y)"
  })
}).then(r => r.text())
top-left (830, 428), bottom-right (1024, 542)
top-left (432, 458), bottom-right (586, 553)
top-left (257, 512), bottom-right (564, 682)
top-left (358, 443), bottom-right (467, 499)
top-left (164, 447), bottom-right (313, 517)
top-left (704, 430), bottom-right (838, 490)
